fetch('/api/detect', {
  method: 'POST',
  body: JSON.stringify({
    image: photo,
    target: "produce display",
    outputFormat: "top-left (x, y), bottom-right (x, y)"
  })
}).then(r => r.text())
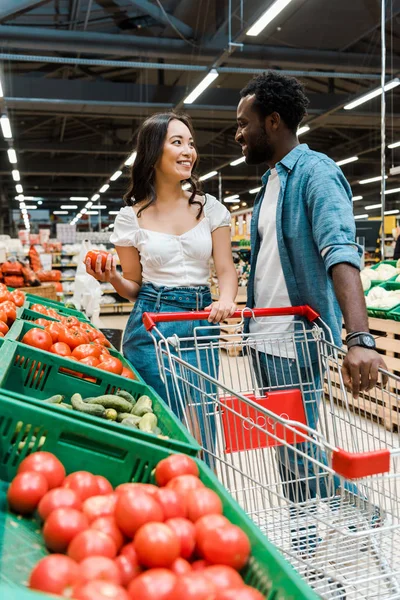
top-left (0, 285), bottom-right (25, 336)
top-left (5, 451), bottom-right (264, 600)
top-left (365, 285), bottom-right (400, 310)
top-left (360, 261), bottom-right (400, 291)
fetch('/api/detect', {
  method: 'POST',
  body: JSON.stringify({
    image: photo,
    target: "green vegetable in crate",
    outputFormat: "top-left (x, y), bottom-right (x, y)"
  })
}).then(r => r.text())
top-left (116, 413), bottom-right (141, 424)
top-left (138, 413), bottom-right (158, 434)
top-left (86, 395), bottom-right (133, 413)
top-left (105, 409), bottom-right (118, 421)
top-left (59, 403), bottom-right (73, 410)
top-left (71, 393), bottom-right (106, 417)
top-left (43, 394), bottom-right (64, 404)
top-left (18, 435), bottom-right (46, 452)
top-left (131, 395), bottom-right (153, 417)
top-left (121, 416), bottom-right (140, 428)
top-left (116, 390), bottom-right (136, 406)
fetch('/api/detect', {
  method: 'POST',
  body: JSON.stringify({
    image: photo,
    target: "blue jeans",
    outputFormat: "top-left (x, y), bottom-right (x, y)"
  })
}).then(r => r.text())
top-left (123, 284), bottom-right (218, 453)
top-left (251, 351), bottom-right (339, 503)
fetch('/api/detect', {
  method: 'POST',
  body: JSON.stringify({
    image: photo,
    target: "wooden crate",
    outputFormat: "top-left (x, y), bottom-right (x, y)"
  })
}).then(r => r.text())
top-left (19, 283), bottom-right (58, 301)
top-left (326, 317), bottom-right (400, 431)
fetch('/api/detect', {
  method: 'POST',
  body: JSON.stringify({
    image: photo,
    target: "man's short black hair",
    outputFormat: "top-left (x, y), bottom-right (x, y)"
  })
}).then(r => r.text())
top-left (240, 71), bottom-right (309, 133)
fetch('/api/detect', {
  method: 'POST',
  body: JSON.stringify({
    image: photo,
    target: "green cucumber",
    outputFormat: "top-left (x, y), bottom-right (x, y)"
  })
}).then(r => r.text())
top-left (131, 395), bottom-right (153, 417)
top-left (138, 413), bottom-right (158, 434)
top-left (121, 416), bottom-right (140, 428)
top-left (87, 395), bottom-right (132, 412)
top-left (71, 393), bottom-right (106, 417)
top-left (43, 394), bottom-right (64, 404)
top-left (116, 390), bottom-right (136, 406)
top-left (105, 408), bottom-right (118, 421)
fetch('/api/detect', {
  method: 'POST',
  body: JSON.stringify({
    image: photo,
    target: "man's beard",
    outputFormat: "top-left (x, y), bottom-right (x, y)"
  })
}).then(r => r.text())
top-left (245, 130), bottom-right (274, 165)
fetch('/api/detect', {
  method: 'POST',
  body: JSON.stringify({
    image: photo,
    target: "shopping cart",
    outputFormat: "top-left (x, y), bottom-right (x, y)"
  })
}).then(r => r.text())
top-left (143, 306), bottom-right (400, 600)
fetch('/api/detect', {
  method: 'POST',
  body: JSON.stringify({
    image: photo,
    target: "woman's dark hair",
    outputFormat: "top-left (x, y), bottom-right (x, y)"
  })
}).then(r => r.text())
top-left (240, 71), bottom-right (309, 133)
top-left (124, 112), bottom-right (203, 218)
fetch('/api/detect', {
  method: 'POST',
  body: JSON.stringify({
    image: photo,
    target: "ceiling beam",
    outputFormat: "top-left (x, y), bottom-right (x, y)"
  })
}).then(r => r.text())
top-left (0, 25), bottom-right (398, 71)
top-left (0, 0), bottom-right (51, 23)
top-left (127, 0), bottom-right (193, 38)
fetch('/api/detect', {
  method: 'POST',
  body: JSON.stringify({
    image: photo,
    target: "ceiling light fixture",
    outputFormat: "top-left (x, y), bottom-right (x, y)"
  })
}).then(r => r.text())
top-left (86, 211), bottom-right (99, 215)
top-left (224, 194), bottom-right (240, 202)
top-left (7, 149), bottom-right (17, 164)
top-left (336, 156), bottom-right (358, 167)
top-left (99, 184), bottom-right (110, 193)
top-left (384, 209), bottom-right (400, 215)
top-left (388, 140), bottom-right (400, 149)
top-left (199, 171), bottom-right (218, 181)
top-left (92, 205), bottom-right (107, 210)
top-left (182, 183), bottom-right (191, 190)
top-left (91, 194), bottom-right (100, 202)
top-left (352, 196), bottom-right (363, 201)
top-left (15, 194), bottom-right (24, 201)
top-left (354, 214), bottom-right (369, 220)
top-left (110, 170), bottom-right (122, 181)
top-left (15, 184), bottom-right (23, 194)
top-left (230, 157), bottom-right (246, 167)
top-left (61, 205), bottom-right (77, 209)
top-left (232, 204), bottom-right (240, 210)
top-left (344, 78), bottom-right (400, 110)
top-left (70, 196), bottom-right (88, 201)
top-left (184, 69), bottom-right (219, 104)
top-left (247, 0), bottom-right (294, 36)
top-left (365, 203), bottom-right (382, 209)
top-left (24, 205), bottom-right (37, 210)
top-left (297, 125), bottom-right (310, 136)
top-left (85, 201), bottom-right (93, 208)
top-left (109, 211), bottom-right (119, 215)
top-left (12, 170), bottom-right (20, 181)
top-left (359, 175), bottom-right (388, 185)
top-left (81, 208), bottom-right (88, 214)
top-left (249, 187), bottom-right (262, 194)
top-left (53, 211), bottom-right (68, 215)
top-left (384, 187), bottom-right (400, 195)
top-left (0, 115), bottom-right (12, 139)
top-left (124, 151), bottom-right (137, 167)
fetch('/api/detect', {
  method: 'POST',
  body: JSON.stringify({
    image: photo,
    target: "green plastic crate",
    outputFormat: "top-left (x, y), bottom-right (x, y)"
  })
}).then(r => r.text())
top-left (6, 319), bottom-right (143, 382)
top-left (365, 281), bottom-right (400, 319)
top-left (0, 340), bottom-right (198, 456)
top-left (25, 294), bottom-right (89, 322)
top-left (366, 261), bottom-right (399, 289)
top-left (0, 394), bottom-right (317, 600)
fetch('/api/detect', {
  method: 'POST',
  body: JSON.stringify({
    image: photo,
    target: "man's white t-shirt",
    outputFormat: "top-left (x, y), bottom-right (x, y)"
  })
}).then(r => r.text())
top-left (249, 168), bottom-right (295, 358)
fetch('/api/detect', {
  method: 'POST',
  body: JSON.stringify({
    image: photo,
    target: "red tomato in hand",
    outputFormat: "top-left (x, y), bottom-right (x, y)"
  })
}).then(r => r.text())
top-left (7, 471), bottom-right (48, 514)
top-left (166, 474), bottom-right (204, 495)
top-left (0, 320), bottom-right (9, 335)
top-left (154, 488), bottom-right (187, 520)
top-left (59, 327), bottom-right (90, 349)
top-left (0, 301), bottom-right (17, 324)
top-left (50, 341), bottom-right (72, 357)
top-left (86, 250), bottom-right (109, 271)
top-left (82, 494), bottom-right (117, 523)
top-left (171, 558), bottom-right (191, 576)
top-left (21, 327), bottom-right (53, 351)
top-left (115, 490), bottom-right (163, 537)
top-left (96, 475), bottom-right (113, 495)
top-left (134, 522), bottom-right (180, 568)
top-left (38, 487), bottom-right (82, 521)
top-left (10, 290), bottom-right (25, 307)
top-left (63, 471), bottom-right (100, 501)
top-left (73, 580), bottom-right (129, 600)
top-left (200, 525), bottom-right (250, 570)
top-left (68, 529), bottom-right (117, 562)
top-left (72, 343), bottom-right (103, 360)
top-left (97, 356), bottom-right (123, 375)
top-left (77, 556), bottom-right (121, 586)
top-left (128, 569), bottom-right (177, 600)
top-left (115, 555), bottom-right (140, 587)
top-left (43, 507), bottom-right (89, 552)
top-left (29, 554), bottom-right (79, 595)
top-left (203, 566), bottom-right (244, 592)
top-left (121, 367), bottom-right (135, 379)
top-left (186, 488), bottom-right (223, 522)
top-left (45, 321), bottom-right (63, 343)
top-left (91, 516), bottom-right (124, 552)
top-left (215, 587), bottom-right (265, 600)
top-left (155, 455), bottom-right (199, 487)
top-left (165, 518), bottom-right (196, 560)
top-left (173, 572), bottom-right (217, 600)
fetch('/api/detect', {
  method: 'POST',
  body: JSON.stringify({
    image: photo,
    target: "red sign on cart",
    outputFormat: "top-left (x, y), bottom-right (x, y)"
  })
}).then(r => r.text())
top-left (220, 390), bottom-right (308, 453)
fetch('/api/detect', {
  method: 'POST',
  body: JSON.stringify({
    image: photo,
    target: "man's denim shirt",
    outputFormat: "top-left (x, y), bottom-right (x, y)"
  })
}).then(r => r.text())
top-left (246, 144), bottom-right (362, 356)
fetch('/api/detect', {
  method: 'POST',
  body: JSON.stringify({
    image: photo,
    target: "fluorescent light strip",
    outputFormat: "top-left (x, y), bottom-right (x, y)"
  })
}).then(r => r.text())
top-left (24, 205), bottom-right (37, 210)
top-left (12, 169), bottom-right (20, 181)
top-left (86, 211), bottom-right (99, 215)
top-left (81, 208), bottom-right (88, 214)
top-left (15, 184), bottom-right (23, 194)
top-left (354, 214), bottom-right (369, 220)
top-left (230, 157), bottom-right (246, 167)
top-left (385, 187), bottom-right (400, 195)
top-left (0, 80), bottom-right (3, 98)
top-left (0, 115), bottom-right (12, 139)
top-left (388, 140), bottom-right (400, 149)
top-left (15, 195), bottom-right (24, 201)
top-left (24, 196), bottom-right (42, 200)
top-left (183, 69), bottom-right (219, 105)
top-left (182, 183), bottom-right (191, 190)
top-left (247, 0), bottom-right (294, 36)
top-left (352, 196), bottom-right (363, 201)
top-left (99, 184), bottom-right (109, 193)
top-left (199, 170), bottom-right (218, 181)
top-left (92, 205), bottom-right (107, 209)
top-left (336, 156), bottom-right (358, 167)
top-left (61, 205), bottom-right (77, 209)
top-left (344, 78), bottom-right (400, 110)
top-left (365, 203), bottom-right (382, 209)
top-left (7, 149), bottom-right (17, 164)
top-left (359, 175), bottom-right (388, 185)
top-left (70, 196), bottom-right (88, 201)
top-left (249, 187), bottom-right (262, 194)
top-left (110, 170), bottom-right (122, 181)
top-left (384, 210), bottom-right (400, 215)
top-left (109, 211), bottom-right (119, 215)
top-left (20, 202), bottom-right (26, 208)
top-left (224, 194), bottom-right (240, 202)
top-left (53, 211), bottom-right (68, 215)
top-left (232, 205), bottom-right (240, 210)
top-left (109, 224), bottom-right (115, 229)
top-left (125, 152), bottom-right (137, 167)
top-left (297, 125), bottom-right (310, 136)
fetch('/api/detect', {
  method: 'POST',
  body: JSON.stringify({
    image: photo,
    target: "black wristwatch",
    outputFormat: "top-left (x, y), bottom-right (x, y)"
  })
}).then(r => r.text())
top-left (346, 331), bottom-right (376, 350)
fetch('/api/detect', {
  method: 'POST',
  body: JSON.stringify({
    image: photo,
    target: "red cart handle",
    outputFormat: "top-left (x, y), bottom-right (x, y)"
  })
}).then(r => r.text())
top-left (143, 305), bottom-right (320, 332)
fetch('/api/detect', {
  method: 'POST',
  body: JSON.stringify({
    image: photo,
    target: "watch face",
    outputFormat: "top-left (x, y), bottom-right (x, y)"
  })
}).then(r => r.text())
top-left (362, 335), bottom-right (375, 348)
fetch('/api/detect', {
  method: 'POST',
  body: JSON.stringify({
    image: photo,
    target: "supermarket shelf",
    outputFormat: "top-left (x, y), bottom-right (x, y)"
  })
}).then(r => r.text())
top-left (52, 263), bottom-right (77, 268)
top-left (100, 302), bottom-right (134, 314)
top-left (60, 278), bottom-right (75, 282)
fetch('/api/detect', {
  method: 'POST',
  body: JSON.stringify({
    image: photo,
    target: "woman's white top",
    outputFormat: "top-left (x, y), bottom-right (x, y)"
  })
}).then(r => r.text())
top-left (110, 194), bottom-right (231, 287)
